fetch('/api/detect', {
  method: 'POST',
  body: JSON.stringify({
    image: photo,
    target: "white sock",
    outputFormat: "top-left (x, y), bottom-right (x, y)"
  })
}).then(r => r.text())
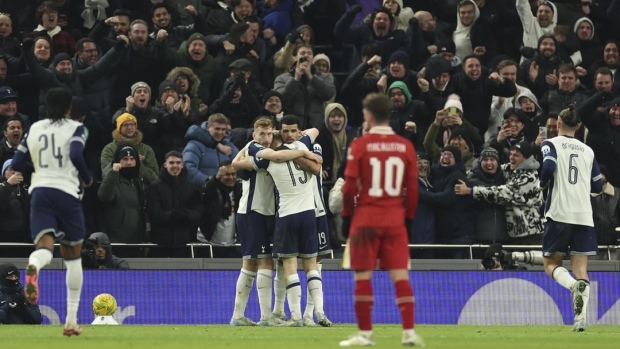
top-left (256, 269), bottom-right (273, 320)
top-left (232, 268), bottom-right (256, 319)
top-left (286, 274), bottom-right (302, 321)
top-left (580, 282), bottom-right (591, 320)
top-left (306, 270), bottom-right (324, 315)
top-left (304, 263), bottom-right (323, 318)
top-left (64, 258), bottom-right (83, 326)
top-left (273, 262), bottom-right (286, 315)
top-left (28, 249), bottom-right (53, 272)
top-left (360, 330), bottom-right (373, 337)
top-left (552, 267), bottom-right (576, 291)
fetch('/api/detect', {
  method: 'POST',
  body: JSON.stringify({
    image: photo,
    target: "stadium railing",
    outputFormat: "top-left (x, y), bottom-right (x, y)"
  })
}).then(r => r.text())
top-left (1, 243), bottom-right (619, 260)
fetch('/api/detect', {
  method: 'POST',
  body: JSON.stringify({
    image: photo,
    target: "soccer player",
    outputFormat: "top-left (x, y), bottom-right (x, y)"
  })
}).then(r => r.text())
top-left (340, 93), bottom-right (423, 347)
top-left (257, 115), bottom-right (330, 327)
top-left (539, 104), bottom-right (603, 332)
top-left (231, 117), bottom-right (320, 326)
top-left (11, 87), bottom-right (93, 336)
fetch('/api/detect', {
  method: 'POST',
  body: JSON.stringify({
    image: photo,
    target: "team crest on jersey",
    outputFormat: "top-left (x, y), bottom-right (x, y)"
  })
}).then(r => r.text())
top-left (541, 145), bottom-right (550, 155)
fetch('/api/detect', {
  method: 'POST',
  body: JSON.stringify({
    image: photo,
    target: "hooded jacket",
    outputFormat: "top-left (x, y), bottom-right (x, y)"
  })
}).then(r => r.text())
top-left (0, 263), bottom-right (42, 324)
top-left (314, 103), bottom-right (355, 182)
top-left (82, 232), bottom-right (130, 269)
top-left (467, 166), bottom-right (509, 243)
top-left (387, 81), bottom-right (428, 148)
top-left (574, 17), bottom-right (600, 69)
top-left (453, 0), bottom-right (481, 60)
top-left (273, 24), bottom-right (315, 78)
top-left (486, 85), bottom-right (539, 142)
top-left (516, 0), bottom-right (558, 60)
top-left (146, 167), bottom-right (204, 247)
top-left (0, 177), bottom-right (29, 242)
top-left (166, 67), bottom-right (205, 113)
top-left (472, 156), bottom-right (544, 239)
top-left (100, 130), bottom-right (159, 185)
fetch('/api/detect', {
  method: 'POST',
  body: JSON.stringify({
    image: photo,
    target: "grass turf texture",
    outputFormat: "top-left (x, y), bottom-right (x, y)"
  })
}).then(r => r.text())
top-left (3, 325), bottom-right (619, 348)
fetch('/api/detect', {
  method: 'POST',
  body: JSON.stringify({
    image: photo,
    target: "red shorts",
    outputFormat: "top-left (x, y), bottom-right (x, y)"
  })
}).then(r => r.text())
top-left (347, 225), bottom-right (410, 270)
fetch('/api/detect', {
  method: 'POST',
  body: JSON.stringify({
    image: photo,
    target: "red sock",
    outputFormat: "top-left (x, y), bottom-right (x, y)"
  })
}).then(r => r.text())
top-left (395, 280), bottom-right (415, 330)
top-left (354, 279), bottom-right (373, 331)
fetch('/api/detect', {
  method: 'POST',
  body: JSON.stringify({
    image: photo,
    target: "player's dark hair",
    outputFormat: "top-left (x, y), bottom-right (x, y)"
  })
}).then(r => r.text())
top-left (558, 103), bottom-right (580, 129)
top-left (164, 150), bottom-right (182, 161)
top-left (363, 93), bottom-right (392, 123)
top-left (3, 116), bottom-right (22, 131)
top-left (46, 87), bottom-right (73, 122)
top-left (280, 114), bottom-right (300, 128)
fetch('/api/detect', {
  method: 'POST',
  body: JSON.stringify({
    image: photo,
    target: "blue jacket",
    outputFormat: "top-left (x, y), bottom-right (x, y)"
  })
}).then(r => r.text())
top-left (0, 285), bottom-right (42, 324)
top-left (182, 122), bottom-right (239, 186)
top-left (260, 0), bottom-right (293, 35)
top-left (410, 177), bottom-right (435, 245)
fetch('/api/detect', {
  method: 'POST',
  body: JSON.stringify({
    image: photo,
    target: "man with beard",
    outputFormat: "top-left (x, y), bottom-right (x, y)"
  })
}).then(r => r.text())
top-left (100, 113), bottom-right (159, 185)
top-left (112, 82), bottom-right (163, 160)
top-left (149, 4), bottom-right (205, 50)
top-left (110, 20), bottom-right (166, 112)
top-left (466, 147), bottom-right (508, 249)
top-left (88, 9), bottom-right (133, 52)
top-left (516, 0), bottom-right (557, 61)
top-left (574, 17), bottom-right (600, 71)
top-left (81, 232), bottom-right (130, 269)
top-left (0, 263), bottom-right (42, 324)
top-left (333, 7), bottom-right (408, 68)
top-left (146, 151), bottom-right (203, 258)
top-left (587, 41), bottom-right (620, 90)
top-left (519, 34), bottom-right (563, 99)
top-left (0, 117), bottom-right (24, 165)
top-left (455, 141), bottom-right (544, 245)
top-left (578, 91), bottom-right (620, 186)
top-left (387, 81), bottom-right (428, 149)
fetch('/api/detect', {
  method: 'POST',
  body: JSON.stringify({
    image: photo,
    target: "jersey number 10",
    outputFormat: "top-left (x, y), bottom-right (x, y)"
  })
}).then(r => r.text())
top-left (368, 156), bottom-right (405, 197)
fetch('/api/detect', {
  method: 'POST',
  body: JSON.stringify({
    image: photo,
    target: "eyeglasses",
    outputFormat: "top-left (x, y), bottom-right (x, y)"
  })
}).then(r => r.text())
top-left (440, 153), bottom-right (454, 159)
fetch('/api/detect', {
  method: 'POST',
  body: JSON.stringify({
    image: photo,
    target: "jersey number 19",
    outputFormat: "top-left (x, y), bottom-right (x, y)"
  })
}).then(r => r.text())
top-left (368, 156), bottom-right (404, 197)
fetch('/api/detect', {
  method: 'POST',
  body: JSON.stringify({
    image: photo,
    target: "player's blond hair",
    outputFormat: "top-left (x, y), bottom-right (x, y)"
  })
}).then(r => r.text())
top-left (253, 117), bottom-right (273, 130)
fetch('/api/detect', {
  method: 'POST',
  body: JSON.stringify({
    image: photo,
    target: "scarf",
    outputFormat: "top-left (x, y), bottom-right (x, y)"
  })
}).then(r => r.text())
top-left (82, 0), bottom-right (110, 29)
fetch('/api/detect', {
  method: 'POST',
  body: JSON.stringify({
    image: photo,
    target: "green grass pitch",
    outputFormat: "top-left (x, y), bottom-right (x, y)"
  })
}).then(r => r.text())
top-left (2, 325), bottom-right (620, 349)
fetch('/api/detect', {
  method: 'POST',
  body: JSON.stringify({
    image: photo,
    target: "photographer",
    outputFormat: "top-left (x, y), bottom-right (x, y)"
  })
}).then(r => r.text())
top-left (0, 263), bottom-right (42, 324)
top-left (81, 232), bottom-right (130, 270)
top-left (481, 244), bottom-right (544, 271)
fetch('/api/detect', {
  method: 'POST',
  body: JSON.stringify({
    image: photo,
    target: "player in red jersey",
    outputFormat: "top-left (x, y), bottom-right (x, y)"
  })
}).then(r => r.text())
top-left (339, 93), bottom-right (424, 347)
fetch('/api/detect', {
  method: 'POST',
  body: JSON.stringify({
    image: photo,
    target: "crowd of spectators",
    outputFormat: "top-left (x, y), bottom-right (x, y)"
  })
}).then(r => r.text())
top-left (0, 0), bottom-right (619, 259)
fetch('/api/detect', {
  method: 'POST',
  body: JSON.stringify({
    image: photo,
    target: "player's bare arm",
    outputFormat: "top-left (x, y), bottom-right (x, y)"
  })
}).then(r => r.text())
top-left (232, 150), bottom-right (253, 171)
top-left (293, 156), bottom-right (321, 176)
top-left (257, 148), bottom-right (314, 163)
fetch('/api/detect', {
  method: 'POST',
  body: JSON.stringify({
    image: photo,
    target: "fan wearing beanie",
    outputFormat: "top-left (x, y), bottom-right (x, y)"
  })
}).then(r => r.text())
top-left (454, 139), bottom-right (544, 244)
top-left (100, 111), bottom-right (159, 185)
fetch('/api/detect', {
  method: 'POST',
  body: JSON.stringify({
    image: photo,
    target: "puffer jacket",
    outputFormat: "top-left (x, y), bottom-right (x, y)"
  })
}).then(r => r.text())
top-left (472, 156), bottom-right (544, 239)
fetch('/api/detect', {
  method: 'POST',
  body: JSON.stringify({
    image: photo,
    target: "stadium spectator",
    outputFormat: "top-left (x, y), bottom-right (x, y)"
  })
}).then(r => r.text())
top-left (455, 141), bottom-right (544, 245)
top-left (199, 160), bottom-right (241, 258)
top-left (100, 112), bottom-right (158, 185)
top-left (387, 81), bottom-right (428, 149)
top-left (0, 263), bottom-right (42, 324)
top-left (183, 113), bottom-right (239, 186)
top-left (32, 1), bottom-right (76, 56)
top-left (586, 41), bottom-right (620, 90)
top-left (81, 232), bottom-right (130, 269)
top-left (149, 4), bottom-right (205, 50)
top-left (0, 160), bottom-right (30, 255)
top-left (0, 117), bottom-right (25, 165)
top-left (155, 81), bottom-right (201, 156)
top-left (205, 0), bottom-right (254, 35)
top-left (209, 66), bottom-right (261, 129)
top-left (98, 144), bottom-right (147, 249)
top-left (314, 103), bottom-right (355, 182)
top-left (516, 0), bottom-right (557, 61)
top-left (590, 164), bottom-right (620, 260)
top-left (146, 151), bottom-right (203, 258)
top-left (274, 43), bottom-right (336, 128)
top-left (409, 152), bottom-right (435, 259)
top-left (273, 24), bottom-right (314, 78)
top-left (88, 9), bottom-right (133, 53)
top-left (495, 108), bottom-right (534, 160)
top-left (539, 64), bottom-right (588, 116)
top-left (518, 34), bottom-right (563, 100)
top-left (260, 90), bottom-right (285, 127)
top-left (0, 14), bottom-right (21, 58)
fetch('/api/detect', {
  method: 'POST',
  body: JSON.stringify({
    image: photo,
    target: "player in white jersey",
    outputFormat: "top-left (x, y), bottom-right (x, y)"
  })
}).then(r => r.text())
top-left (540, 104), bottom-right (603, 332)
top-left (10, 88), bottom-right (93, 336)
top-left (231, 117), bottom-right (321, 326)
top-left (257, 114), bottom-right (330, 327)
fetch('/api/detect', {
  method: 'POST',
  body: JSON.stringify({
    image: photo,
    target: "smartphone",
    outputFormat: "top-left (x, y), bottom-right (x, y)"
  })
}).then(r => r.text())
top-left (448, 107), bottom-right (457, 116)
top-left (502, 119), bottom-right (510, 127)
top-left (539, 126), bottom-right (547, 138)
top-left (299, 56), bottom-right (308, 63)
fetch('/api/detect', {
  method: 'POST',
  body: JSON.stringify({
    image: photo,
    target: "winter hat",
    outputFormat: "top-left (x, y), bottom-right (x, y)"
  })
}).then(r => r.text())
top-left (131, 81), bottom-right (151, 96)
top-left (417, 151), bottom-right (431, 164)
top-left (425, 55), bottom-right (453, 80)
top-left (158, 80), bottom-right (180, 97)
top-left (574, 17), bottom-right (595, 40)
top-left (312, 54), bottom-right (331, 72)
top-left (539, 1), bottom-right (555, 13)
top-left (480, 147), bottom-right (500, 162)
top-left (443, 94), bottom-right (463, 113)
top-left (0, 263), bottom-right (19, 288)
top-left (511, 141), bottom-right (533, 159)
top-left (114, 144), bottom-right (139, 163)
top-left (388, 50), bottom-right (410, 67)
top-left (441, 145), bottom-right (462, 164)
top-left (504, 108), bottom-right (528, 124)
top-left (263, 90), bottom-right (283, 105)
top-left (2, 159), bottom-right (12, 175)
top-left (52, 53), bottom-right (72, 68)
top-left (448, 128), bottom-right (474, 152)
top-left (537, 34), bottom-right (558, 50)
top-left (383, 0), bottom-right (403, 8)
top-left (387, 81), bottom-right (411, 102)
top-left (187, 32), bottom-right (207, 46)
top-left (116, 112), bottom-right (137, 133)
top-left (437, 40), bottom-right (456, 55)
top-left (228, 58), bottom-right (253, 71)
